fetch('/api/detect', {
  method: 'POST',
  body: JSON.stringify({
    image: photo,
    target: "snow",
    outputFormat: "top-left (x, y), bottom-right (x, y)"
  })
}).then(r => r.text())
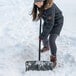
top-left (0, 0), bottom-right (76, 76)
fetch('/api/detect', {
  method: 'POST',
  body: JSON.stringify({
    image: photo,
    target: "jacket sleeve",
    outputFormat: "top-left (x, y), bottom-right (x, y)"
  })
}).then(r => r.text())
top-left (40, 8), bottom-right (55, 39)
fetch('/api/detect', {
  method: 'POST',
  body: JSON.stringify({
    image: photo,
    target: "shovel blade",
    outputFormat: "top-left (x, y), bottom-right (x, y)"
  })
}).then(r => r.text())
top-left (25, 61), bottom-right (53, 71)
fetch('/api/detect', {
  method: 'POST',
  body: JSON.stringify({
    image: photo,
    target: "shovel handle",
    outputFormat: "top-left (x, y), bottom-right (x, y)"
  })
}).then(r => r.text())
top-left (39, 18), bottom-right (42, 61)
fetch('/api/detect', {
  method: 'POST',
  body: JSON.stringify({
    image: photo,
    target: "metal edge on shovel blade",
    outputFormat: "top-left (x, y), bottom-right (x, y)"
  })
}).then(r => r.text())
top-left (25, 61), bottom-right (53, 71)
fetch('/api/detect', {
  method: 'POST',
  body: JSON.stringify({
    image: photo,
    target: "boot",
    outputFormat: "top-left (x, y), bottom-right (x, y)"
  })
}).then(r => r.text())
top-left (40, 47), bottom-right (49, 52)
top-left (50, 55), bottom-right (57, 68)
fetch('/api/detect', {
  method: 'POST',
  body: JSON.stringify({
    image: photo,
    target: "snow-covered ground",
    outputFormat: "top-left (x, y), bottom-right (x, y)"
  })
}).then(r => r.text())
top-left (0, 0), bottom-right (76, 76)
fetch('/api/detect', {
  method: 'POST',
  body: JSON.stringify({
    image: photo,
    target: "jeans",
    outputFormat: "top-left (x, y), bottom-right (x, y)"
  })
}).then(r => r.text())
top-left (42, 34), bottom-right (58, 56)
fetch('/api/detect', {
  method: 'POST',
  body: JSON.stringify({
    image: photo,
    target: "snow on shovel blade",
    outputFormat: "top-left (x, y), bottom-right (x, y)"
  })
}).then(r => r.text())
top-left (25, 61), bottom-right (53, 71)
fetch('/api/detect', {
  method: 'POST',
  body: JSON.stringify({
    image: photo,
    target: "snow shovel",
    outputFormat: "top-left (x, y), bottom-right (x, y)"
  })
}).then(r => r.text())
top-left (25, 18), bottom-right (53, 71)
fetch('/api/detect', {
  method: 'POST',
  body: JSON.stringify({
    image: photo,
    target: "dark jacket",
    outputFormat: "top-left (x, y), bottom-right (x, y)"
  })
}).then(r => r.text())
top-left (40, 3), bottom-right (64, 39)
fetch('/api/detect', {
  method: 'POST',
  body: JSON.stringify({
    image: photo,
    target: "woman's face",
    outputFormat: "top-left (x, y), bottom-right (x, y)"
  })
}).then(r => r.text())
top-left (35, 1), bottom-right (44, 8)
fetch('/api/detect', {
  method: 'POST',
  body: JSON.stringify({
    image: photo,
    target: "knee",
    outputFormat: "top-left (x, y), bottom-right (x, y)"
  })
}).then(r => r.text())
top-left (49, 36), bottom-right (55, 43)
top-left (49, 34), bottom-right (58, 43)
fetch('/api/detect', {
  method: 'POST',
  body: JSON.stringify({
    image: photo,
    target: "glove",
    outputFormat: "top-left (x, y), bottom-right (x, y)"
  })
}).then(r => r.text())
top-left (39, 32), bottom-right (46, 40)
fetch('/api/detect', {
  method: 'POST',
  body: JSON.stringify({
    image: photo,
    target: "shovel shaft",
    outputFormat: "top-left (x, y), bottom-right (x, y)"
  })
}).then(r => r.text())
top-left (39, 18), bottom-right (42, 61)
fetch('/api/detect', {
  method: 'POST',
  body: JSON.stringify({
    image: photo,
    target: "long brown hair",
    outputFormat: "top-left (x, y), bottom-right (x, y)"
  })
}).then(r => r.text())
top-left (31, 0), bottom-right (53, 21)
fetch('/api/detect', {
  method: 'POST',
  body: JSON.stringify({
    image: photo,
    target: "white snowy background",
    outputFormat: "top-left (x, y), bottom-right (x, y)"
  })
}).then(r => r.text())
top-left (0, 0), bottom-right (76, 76)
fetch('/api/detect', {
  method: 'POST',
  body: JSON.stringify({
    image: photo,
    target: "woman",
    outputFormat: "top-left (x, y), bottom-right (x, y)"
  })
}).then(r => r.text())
top-left (31, 0), bottom-right (64, 67)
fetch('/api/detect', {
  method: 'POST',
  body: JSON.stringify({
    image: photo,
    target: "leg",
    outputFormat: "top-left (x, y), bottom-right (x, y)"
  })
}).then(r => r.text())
top-left (49, 34), bottom-right (58, 68)
top-left (49, 34), bottom-right (58, 56)
top-left (42, 38), bottom-right (49, 48)
top-left (40, 38), bottom-right (49, 52)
